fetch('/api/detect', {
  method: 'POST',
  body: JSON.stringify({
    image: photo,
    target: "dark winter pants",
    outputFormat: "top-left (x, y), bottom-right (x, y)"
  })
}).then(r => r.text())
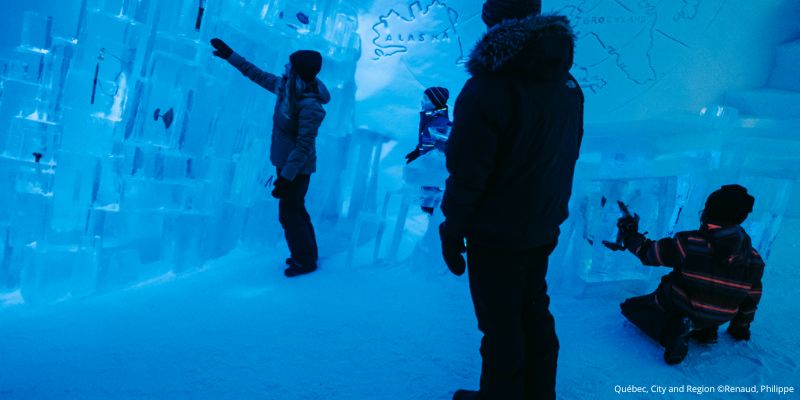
top-left (620, 292), bottom-right (673, 344)
top-left (620, 290), bottom-right (705, 346)
top-left (277, 172), bottom-right (318, 267)
top-left (466, 242), bottom-right (559, 400)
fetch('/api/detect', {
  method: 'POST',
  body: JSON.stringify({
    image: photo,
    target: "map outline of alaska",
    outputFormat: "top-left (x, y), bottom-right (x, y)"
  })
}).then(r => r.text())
top-left (370, 0), bottom-right (465, 64)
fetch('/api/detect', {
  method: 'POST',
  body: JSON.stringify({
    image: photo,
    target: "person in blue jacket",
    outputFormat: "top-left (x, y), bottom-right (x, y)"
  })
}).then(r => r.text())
top-left (210, 38), bottom-right (330, 277)
top-left (405, 86), bottom-right (452, 214)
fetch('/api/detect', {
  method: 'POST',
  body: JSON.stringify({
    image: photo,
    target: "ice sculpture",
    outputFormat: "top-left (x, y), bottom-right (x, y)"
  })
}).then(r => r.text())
top-left (0, 0), bottom-right (361, 303)
top-left (549, 109), bottom-right (799, 291)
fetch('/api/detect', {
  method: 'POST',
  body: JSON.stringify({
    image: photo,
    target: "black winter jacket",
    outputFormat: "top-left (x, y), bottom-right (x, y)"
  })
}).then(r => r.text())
top-left (441, 14), bottom-right (584, 248)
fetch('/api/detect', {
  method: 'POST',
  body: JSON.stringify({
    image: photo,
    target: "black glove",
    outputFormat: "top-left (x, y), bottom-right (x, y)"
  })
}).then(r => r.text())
top-left (617, 213), bottom-right (644, 250)
top-left (271, 177), bottom-right (290, 199)
top-left (617, 214), bottom-right (640, 236)
top-left (405, 148), bottom-right (421, 164)
top-left (210, 38), bottom-right (233, 59)
top-left (439, 222), bottom-right (466, 276)
top-left (727, 323), bottom-right (751, 341)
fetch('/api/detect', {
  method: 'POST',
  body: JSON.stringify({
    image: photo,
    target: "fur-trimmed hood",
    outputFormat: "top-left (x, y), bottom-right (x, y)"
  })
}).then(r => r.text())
top-left (467, 13), bottom-right (575, 78)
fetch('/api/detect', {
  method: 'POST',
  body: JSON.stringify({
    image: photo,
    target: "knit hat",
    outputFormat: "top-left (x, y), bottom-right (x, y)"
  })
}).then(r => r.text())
top-left (703, 184), bottom-right (755, 225)
top-left (424, 86), bottom-right (450, 109)
top-left (289, 50), bottom-right (323, 82)
top-left (482, 0), bottom-right (542, 27)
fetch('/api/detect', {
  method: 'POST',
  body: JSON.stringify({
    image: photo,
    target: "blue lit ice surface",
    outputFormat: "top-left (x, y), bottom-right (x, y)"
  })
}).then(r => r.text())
top-left (0, 1), bottom-right (799, 399)
top-left (0, 0), bottom-right (362, 302)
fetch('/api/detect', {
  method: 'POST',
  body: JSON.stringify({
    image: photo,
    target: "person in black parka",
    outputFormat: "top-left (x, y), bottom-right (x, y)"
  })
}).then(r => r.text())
top-left (439, 1), bottom-right (584, 399)
top-left (210, 38), bottom-right (329, 277)
top-left (618, 185), bottom-right (765, 365)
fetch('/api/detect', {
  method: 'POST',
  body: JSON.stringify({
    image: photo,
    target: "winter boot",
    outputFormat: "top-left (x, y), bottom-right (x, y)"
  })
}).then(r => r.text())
top-left (662, 316), bottom-right (693, 365)
top-left (452, 389), bottom-right (480, 400)
top-left (287, 257), bottom-right (318, 265)
top-left (284, 259), bottom-right (317, 277)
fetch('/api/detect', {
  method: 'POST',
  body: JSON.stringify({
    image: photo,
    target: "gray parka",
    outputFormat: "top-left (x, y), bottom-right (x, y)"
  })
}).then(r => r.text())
top-left (228, 53), bottom-right (330, 181)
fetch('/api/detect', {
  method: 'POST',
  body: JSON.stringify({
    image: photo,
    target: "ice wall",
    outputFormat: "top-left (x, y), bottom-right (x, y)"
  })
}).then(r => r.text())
top-left (0, 0), bottom-right (361, 303)
top-left (1, 0), bottom-right (799, 303)
top-left (350, 0), bottom-right (800, 290)
top-left (549, 114), bottom-right (799, 291)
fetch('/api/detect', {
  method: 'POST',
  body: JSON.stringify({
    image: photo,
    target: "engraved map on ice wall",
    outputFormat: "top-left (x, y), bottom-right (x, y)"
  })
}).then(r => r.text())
top-left (562, 0), bottom-right (710, 96)
top-left (370, 0), bottom-right (466, 64)
top-left (359, 0), bottom-right (726, 117)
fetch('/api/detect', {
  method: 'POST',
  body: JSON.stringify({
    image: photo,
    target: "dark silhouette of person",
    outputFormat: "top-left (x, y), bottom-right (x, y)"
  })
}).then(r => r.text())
top-left (439, 1), bottom-right (584, 399)
top-left (210, 38), bottom-right (329, 277)
top-left (618, 185), bottom-right (765, 365)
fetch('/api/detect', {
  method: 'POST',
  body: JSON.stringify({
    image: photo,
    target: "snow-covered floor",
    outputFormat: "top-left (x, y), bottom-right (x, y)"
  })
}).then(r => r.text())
top-left (1, 221), bottom-right (798, 400)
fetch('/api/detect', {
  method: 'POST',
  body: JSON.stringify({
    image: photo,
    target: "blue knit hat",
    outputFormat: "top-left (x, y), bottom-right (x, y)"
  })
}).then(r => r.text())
top-left (703, 184), bottom-right (755, 225)
top-left (424, 86), bottom-right (449, 109)
top-left (290, 50), bottom-right (322, 82)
